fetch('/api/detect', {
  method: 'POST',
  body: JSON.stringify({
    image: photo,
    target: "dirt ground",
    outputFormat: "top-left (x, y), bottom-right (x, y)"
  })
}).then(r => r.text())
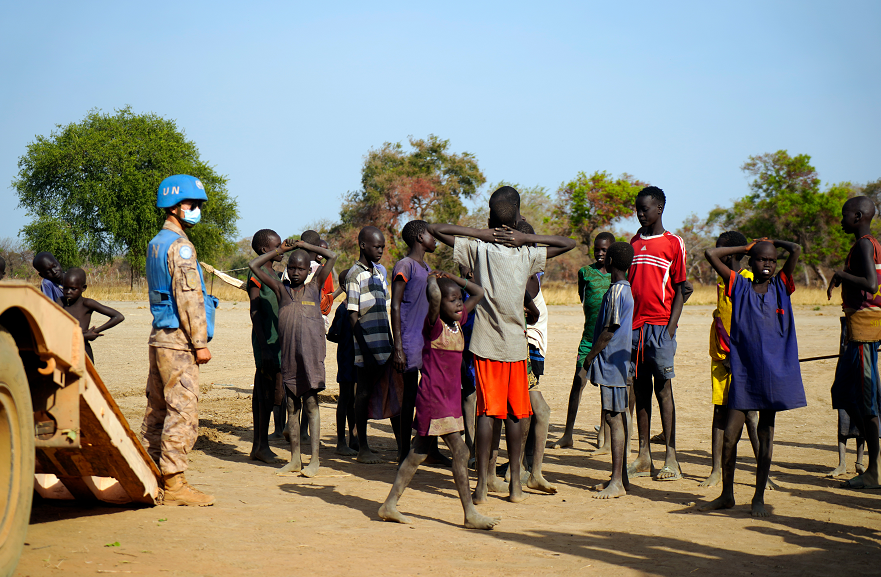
top-left (14, 300), bottom-right (881, 576)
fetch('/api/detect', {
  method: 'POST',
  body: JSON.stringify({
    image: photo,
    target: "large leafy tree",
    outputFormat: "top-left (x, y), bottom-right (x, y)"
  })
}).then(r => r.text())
top-left (330, 135), bottom-right (485, 269)
top-left (554, 170), bottom-right (647, 246)
top-left (13, 106), bottom-right (238, 278)
top-left (708, 150), bottom-right (850, 287)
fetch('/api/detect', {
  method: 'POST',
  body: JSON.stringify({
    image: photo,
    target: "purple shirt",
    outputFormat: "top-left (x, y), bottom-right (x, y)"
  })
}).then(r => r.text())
top-left (393, 256), bottom-right (431, 371)
top-left (41, 278), bottom-right (63, 304)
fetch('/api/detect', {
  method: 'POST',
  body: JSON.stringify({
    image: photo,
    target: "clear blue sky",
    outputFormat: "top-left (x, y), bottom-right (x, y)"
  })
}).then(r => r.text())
top-left (2, 1), bottom-right (879, 243)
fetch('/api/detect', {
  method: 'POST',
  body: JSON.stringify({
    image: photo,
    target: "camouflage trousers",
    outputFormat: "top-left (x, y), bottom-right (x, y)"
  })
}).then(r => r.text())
top-left (141, 346), bottom-right (200, 475)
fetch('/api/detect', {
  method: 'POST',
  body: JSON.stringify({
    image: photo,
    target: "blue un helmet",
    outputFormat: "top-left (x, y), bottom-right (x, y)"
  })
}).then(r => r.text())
top-left (156, 174), bottom-right (209, 209)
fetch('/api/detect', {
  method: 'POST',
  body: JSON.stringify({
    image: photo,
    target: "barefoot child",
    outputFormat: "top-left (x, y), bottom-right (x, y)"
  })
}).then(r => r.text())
top-left (516, 220), bottom-right (555, 494)
top-left (327, 268), bottom-right (358, 456)
top-left (429, 186), bottom-right (575, 503)
top-left (828, 196), bottom-right (881, 489)
top-left (701, 238), bottom-right (806, 517)
top-left (391, 219), bottom-right (448, 464)
top-left (33, 251), bottom-right (64, 304)
top-left (628, 186), bottom-right (688, 481)
top-left (249, 239), bottom-right (338, 477)
top-left (379, 271), bottom-right (499, 530)
top-left (247, 229), bottom-right (285, 464)
top-left (701, 231), bottom-right (767, 488)
top-left (578, 242), bottom-right (635, 499)
top-left (346, 226), bottom-right (392, 464)
top-left (552, 232), bottom-right (614, 451)
top-left (61, 268), bottom-right (125, 363)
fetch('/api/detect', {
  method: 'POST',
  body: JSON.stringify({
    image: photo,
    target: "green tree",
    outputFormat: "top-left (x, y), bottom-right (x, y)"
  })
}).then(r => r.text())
top-left (12, 106), bottom-right (239, 284)
top-left (708, 150), bottom-right (850, 287)
top-left (329, 135), bottom-right (485, 270)
top-left (554, 171), bottom-right (647, 247)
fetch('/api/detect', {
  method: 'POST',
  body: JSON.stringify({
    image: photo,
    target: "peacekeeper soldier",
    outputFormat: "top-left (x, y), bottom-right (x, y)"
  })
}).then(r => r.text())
top-left (141, 174), bottom-right (219, 506)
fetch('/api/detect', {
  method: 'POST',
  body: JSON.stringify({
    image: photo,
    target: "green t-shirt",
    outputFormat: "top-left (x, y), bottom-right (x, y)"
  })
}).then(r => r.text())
top-left (248, 269), bottom-right (281, 368)
top-left (578, 263), bottom-right (612, 354)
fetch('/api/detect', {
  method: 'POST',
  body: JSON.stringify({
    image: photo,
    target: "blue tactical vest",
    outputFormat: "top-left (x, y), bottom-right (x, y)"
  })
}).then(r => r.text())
top-left (146, 228), bottom-right (218, 341)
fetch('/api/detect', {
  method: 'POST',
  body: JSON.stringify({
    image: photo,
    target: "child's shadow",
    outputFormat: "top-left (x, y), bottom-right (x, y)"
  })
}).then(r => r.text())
top-left (278, 482), bottom-right (458, 527)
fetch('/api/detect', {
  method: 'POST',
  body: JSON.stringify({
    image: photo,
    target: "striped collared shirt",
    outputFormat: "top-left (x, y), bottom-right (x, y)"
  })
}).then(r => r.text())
top-left (346, 260), bottom-right (391, 367)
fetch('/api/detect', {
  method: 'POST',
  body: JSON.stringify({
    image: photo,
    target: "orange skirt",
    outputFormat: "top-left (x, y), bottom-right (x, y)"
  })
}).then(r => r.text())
top-left (473, 356), bottom-right (532, 419)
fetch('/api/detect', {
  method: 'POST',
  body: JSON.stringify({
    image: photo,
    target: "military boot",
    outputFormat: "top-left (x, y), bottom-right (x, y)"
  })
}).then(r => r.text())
top-left (162, 473), bottom-right (215, 506)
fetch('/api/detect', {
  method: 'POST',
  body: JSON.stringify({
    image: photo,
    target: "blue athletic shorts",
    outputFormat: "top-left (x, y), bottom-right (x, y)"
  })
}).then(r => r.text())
top-left (632, 323), bottom-right (676, 380)
top-left (831, 339), bottom-right (881, 418)
top-left (600, 385), bottom-right (628, 413)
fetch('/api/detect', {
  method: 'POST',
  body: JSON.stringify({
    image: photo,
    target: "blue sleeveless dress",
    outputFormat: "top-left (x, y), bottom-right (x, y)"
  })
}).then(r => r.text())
top-left (728, 271), bottom-right (807, 412)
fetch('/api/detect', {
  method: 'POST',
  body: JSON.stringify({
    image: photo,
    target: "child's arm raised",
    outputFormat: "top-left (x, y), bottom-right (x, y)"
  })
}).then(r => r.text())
top-left (295, 241), bottom-right (338, 287)
top-left (773, 239), bottom-right (802, 279)
top-left (430, 270), bottom-right (485, 316)
top-left (829, 237), bottom-right (878, 300)
top-left (704, 245), bottom-right (743, 280)
top-left (426, 223), bottom-right (496, 248)
top-left (426, 273), bottom-right (443, 326)
top-left (493, 226), bottom-right (576, 258)
top-left (248, 240), bottom-right (292, 301)
top-left (83, 299), bottom-right (125, 340)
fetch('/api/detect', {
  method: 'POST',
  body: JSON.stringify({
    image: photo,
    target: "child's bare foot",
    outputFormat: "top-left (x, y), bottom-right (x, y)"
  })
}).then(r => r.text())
top-left (336, 442), bottom-right (358, 456)
top-left (526, 472), bottom-right (557, 494)
top-left (487, 475), bottom-right (507, 493)
top-left (550, 434), bottom-right (574, 449)
top-left (856, 462), bottom-right (866, 475)
top-left (279, 458), bottom-right (302, 474)
top-left (424, 451), bottom-right (452, 467)
top-left (626, 455), bottom-right (654, 478)
top-left (472, 488), bottom-right (489, 505)
top-left (301, 458), bottom-right (319, 478)
top-left (249, 447), bottom-right (280, 464)
top-left (589, 445), bottom-right (611, 457)
top-left (766, 477), bottom-right (779, 491)
top-left (378, 503), bottom-right (412, 524)
top-left (828, 464), bottom-right (847, 477)
top-left (507, 485), bottom-right (528, 503)
top-left (464, 511), bottom-right (500, 530)
top-left (751, 499), bottom-right (771, 517)
top-left (699, 469), bottom-right (721, 487)
top-left (356, 448), bottom-right (383, 464)
top-left (593, 480), bottom-right (626, 499)
top-left (698, 495), bottom-right (735, 512)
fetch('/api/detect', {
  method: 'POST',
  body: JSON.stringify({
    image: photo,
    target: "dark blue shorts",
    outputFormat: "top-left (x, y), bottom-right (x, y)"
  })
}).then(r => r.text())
top-left (632, 324), bottom-right (676, 380)
top-left (831, 339), bottom-right (881, 418)
top-left (600, 385), bottom-right (628, 413)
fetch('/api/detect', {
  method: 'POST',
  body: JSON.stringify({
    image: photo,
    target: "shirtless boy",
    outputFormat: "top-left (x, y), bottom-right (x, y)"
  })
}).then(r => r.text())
top-left (61, 267), bottom-right (125, 363)
top-left (829, 196), bottom-right (881, 490)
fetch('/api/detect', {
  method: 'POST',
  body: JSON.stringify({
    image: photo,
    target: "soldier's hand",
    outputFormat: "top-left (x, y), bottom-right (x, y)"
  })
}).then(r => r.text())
top-left (195, 347), bottom-right (212, 365)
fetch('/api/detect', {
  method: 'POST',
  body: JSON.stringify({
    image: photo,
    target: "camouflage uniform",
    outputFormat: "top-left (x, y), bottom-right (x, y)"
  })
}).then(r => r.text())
top-left (141, 220), bottom-right (208, 475)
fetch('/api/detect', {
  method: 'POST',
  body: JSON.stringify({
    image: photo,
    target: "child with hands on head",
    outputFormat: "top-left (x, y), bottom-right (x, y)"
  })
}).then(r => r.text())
top-left (379, 269), bottom-right (500, 530)
top-left (249, 237), bottom-right (338, 477)
top-left (62, 267), bottom-right (125, 363)
top-left (701, 237), bottom-right (806, 517)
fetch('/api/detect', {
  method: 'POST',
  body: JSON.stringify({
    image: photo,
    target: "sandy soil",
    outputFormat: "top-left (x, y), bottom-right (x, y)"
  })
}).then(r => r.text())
top-left (13, 301), bottom-right (881, 576)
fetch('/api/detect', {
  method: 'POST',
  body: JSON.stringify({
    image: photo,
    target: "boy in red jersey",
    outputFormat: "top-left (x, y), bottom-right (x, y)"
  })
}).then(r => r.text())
top-left (627, 186), bottom-right (687, 481)
top-left (829, 196), bottom-right (881, 489)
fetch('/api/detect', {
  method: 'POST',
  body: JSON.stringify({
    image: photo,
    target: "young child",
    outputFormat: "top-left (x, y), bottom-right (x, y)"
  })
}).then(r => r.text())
top-left (516, 220), bottom-right (555, 494)
top-left (249, 238), bottom-right (338, 477)
top-left (33, 251), bottom-right (64, 304)
top-left (247, 229), bottom-right (285, 464)
top-left (552, 232), bottom-right (614, 451)
top-left (379, 270), bottom-right (499, 530)
top-left (577, 242), bottom-right (635, 499)
top-left (628, 186), bottom-right (687, 481)
top-left (61, 267), bottom-right (125, 363)
top-left (429, 185), bottom-right (575, 503)
top-left (828, 196), bottom-right (881, 489)
top-left (391, 219), bottom-right (448, 465)
top-left (327, 267), bottom-right (358, 456)
top-left (459, 264), bottom-right (478, 466)
top-left (701, 231), bottom-right (767, 488)
top-left (347, 226), bottom-right (392, 464)
top-left (701, 238), bottom-right (805, 517)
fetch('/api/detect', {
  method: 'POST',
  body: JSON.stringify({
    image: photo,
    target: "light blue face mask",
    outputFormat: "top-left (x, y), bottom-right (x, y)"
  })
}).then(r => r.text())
top-left (182, 206), bottom-right (201, 225)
